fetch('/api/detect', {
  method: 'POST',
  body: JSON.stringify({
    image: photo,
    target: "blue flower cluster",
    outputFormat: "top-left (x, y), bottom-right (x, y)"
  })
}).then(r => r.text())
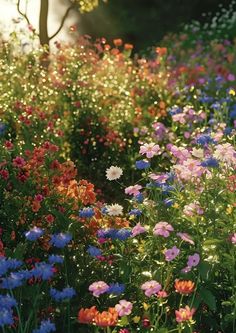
top-left (97, 228), bottom-right (132, 241)
top-left (50, 287), bottom-right (76, 301)
top-left (50, 233), bottom-right (72, 248)
top-left (87, 245), bottom-right (102, 257)
top-left (201, 157), bottom-right (219, 168)
top-left (107, 283), bottom-right (125, 295)
top-left (33, 319), bottom-right (56, 333)
top-left (0, 295), bottom-right (17, 328)
top-left (196, 134), bottom-right (216, 145)
top-left (135, 160), bottom-right (150, 170)
top-left (0, 257), bottom-right (23, 276)
top-left (78, 207), bottom-right (95, 218)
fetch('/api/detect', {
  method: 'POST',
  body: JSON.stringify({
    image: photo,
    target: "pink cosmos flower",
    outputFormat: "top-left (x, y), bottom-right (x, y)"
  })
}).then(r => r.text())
top-left (157, 290), bottom-right (168, 298)
top-left (164, 246), bottom-right (180, 261)
top-left (177, 233), bottom-right (195, 245)
top-left (149, 173), bottom-right (168, 183)
top-left (131, 223), bottom-right (146, 237)
top-left (183, 202), bottom-right (204, 217)
top-left (175, 305), bottom-right (195, 323)
top-left (141, 280), bottom-right (162, 297)
top-left (13, 156), bottom-right (26, 168)
top-left (187, 253), bottom-right (200, 267)
top-left (139, 143), bottom-right (160, 158)
top-left (89, 281), bottom-right (109, 297)
top-left (153, 222), bottom-right (174, 237)
top-left (115, 300), bottom-right (133, 317)
top-left (125, 185), bottom-right (142, 196)
top-left (231, 233), bottom-right (236, 245)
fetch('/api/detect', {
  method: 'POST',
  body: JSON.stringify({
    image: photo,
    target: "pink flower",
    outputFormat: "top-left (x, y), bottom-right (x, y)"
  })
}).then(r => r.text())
top-left (183, 202), bottom-right (204, 217)
top-left (181, 266), bottom-right (192, 274)
top-left (119, 329), bottom-right (130, 333)
top-left (141, 280), bottom-right (162, 297)
top-left (89, 281), bottom-right (109, 297)
top-left (131, 223), bottom-right (146, 237)
top-left (177, 233), bottom-right (195, 245)
top-left (153, 222), bottom-right (174, 237)
top-left (231, 233), bottom-right (236, 245)
top-left (139, 143), bottom-right (160, 158)
top-left (164, 246), bottom-right (180, 261)
top-left (175, 305), bottom-right (195, 323)
top-left (157, 290), bottom-right (168, 298)
top-left (115, 300), bottom-right (133, 317)
top-left (187, 253), bottom-right (200, 267)
top-left (13, 156), bottom-right (26, 168)
top-left (125, 185), bottom-right (142, 196)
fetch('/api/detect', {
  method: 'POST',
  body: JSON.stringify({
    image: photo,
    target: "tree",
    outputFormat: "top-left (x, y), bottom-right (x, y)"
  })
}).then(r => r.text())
top-left (16, 0), bottom-right (107, 66)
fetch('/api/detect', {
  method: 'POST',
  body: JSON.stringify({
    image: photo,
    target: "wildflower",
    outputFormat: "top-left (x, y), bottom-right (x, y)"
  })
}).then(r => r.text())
top-left (119, 329), bottom-right (130, 333)
top-left (50, 233), bottom-right (72, 248)
top-left (175, 306), bottom-right (195, 323)
top-left (79, 207), bottom-right (95, 218)
top-left (0, 308), bottom-right (14, 328)
top-left (157, 290), bottom-right (168, 298)
top-left (0, 295), bottom-right (17, 309)
top-left (25, 227), bottom-right (44, 241)
top-left (128, 209), bottom-right (142, 216)
top-left (48, 255), bottom-right (64, 264)
top-left (106, 166), bottom-right (123, 180)
top-left (12, 156), bottom-right (26, 168)
top-left (94, 308), bottom-right (118, 327)
top-left (153, 222), bottom-right (174, 237)
top-left (32, 319), bottom-right (56, 333)
top-left (50, 287), bottom-right (76, 301)
top-left (125, 185), bottom-right (142, 196)
top-left (201, 157), bottom-right (219, 168)
top-left (164, 246), bottom-right (180, 261)
top-left (141, 280), bottom-right (162, 297)
top-left (106, 204), bottom-right (123, 216)
top-left (139, 143), bottom-right (160, 158)
top-left (196, 134), bottom-right (215, 145)
top-left (131, 223), bottom-right (146, 237)
top-left (78, 306), bottom-right (98, 324)
top-left (32, 263), bottom-right (55, 281)
top-left (115, 229), bottom-right (132, 241)
top-left (115, 300), bottom-right (133, 317)
top-left (89, 281), bottom-right (109, 297)
top-left (175, 280), bottom-right (195, 295)
top-left (1, 272), bottom-right (24, 289)
top-left (135, 160), bottom-right (150, 170)
top-left (230, 233), bottom-right (236, 244)
top-left (187, 253), bottom-right (200, 267)
top-left (213, 143), bottom-right (236, 165)
top-left (45, 214), bottom-right (55, 224)
top-left (177, 233), bottom-right (195, 245)
top-left (183, 202), bottom-right (204, 217)
top-left (87, 246), bottom-right (102, 257)
top-left (107, 283), bottom-right (125, 295)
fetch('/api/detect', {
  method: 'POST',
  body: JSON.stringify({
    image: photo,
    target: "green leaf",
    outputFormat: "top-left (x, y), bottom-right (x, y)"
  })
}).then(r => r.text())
top-left (203, 239), bottom-right (224, 246)
top-left (199, 288), bottom-right (216, 311)
top-left (198, 261), bottom-right (211, 280)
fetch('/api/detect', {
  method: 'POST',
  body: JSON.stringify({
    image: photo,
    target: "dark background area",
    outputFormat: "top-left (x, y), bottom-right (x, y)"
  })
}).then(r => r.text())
top-left (79, 0), bottom-right (233, 51)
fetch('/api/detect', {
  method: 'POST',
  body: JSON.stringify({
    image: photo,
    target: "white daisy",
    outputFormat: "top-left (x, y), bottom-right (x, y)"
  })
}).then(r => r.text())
top-left (106, 166), bottom-right (123, 181)
top-left (106, 204), bottom-right (123, 216)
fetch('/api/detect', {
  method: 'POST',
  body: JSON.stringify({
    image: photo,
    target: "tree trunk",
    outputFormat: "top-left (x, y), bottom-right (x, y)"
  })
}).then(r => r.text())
top-left (39, 0), bottom-right (50, 68)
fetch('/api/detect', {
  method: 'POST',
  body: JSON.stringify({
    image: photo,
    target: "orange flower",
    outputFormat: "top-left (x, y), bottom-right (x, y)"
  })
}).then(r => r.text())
top-left (78, 306), bottom-right (98, 324)
top-left (113, 38), bottom-right (123, 47)
top-left (124, 43), bottom-right (133, 50)
top-left (31, 200), bottom-right (41, 212)
top-left (175, 305), bottom-right (195, 323)
top-left (174, 279), bottom-right (195, 295)
top-left (94, 307), bottom-right (118, 327)
top-left (155, 47), bottom-right (167, 56)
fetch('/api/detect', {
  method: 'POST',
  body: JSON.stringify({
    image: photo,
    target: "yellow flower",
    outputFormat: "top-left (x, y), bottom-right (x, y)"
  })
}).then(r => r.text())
top-left (173, 203), bottom-right (179, 209)
top-left (132, 316), bottom-right (141, 323)
top-left (229, 89), bottom-right (235, 96)
top-left (226, 206), bottom-right (232, 215)
top-left (143, 302), bottom-right (150, 311)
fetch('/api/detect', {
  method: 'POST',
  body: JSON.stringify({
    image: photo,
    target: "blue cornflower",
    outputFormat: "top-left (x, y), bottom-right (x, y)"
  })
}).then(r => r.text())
top-left (50, 233), bottom-right (72, 248)
top-left (168, 106), bottom-right (182, 116)
top-left (79, 207), bottom-right (95, 218)
top-left (0, 295), bottom-right (17, 309)
top-left (1, 272), bottom-right (24, 289)
top-left (0, 308), bottom-right (14, 328)
top-left (196, 134), bottom-right (215, 145)
top-left (128, 209), bottom-right (142, 216)
top-left (101, 207), bottom-right (108, 214)
top-left (230, 105), bottom-right (236, 119)
top-left (6, 259), bottom-right (23, 271)
top-left (87, 245), bottom-right (102, 257)
top-left (211, 102), bottom-right (221, 110)
top-left (201, 157), bottom-right (219, 168)
top-left (135, 160), bottom-right (150, 170)
top-left (32, 263), bottom-right (55, 281)
top-left (133, 193), bottom-right (144, 203)
top-left (33, 319), bottom-right (56, 333)
top-left (224, 127), bottom-right (232, 135)
top-left (97, 228), bottom-right (117, 239)
top-left (115, 229), bottom-right (132, 241)
top-left (48, 255), bottom-right (64, 265)
top-left (0, 258), bottom-right (9, 276)
top-left (107, 283), bottom-right (125, 295)
top-left (160, 184), bottom-right (175, 195)
top-left (163, 198), bottom-right (174, 207)
top-left (50, 287), bottom-right (76, 301)
top-left (25, 227), bottom-right (44, 241)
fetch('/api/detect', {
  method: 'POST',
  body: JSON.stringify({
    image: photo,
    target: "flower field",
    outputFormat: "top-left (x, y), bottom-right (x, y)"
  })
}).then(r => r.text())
top-left (0, 5), bottom-right (236, 333)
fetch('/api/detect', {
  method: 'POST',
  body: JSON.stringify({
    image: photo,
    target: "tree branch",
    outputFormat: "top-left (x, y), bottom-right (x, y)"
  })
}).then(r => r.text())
top-left (49, 4), bottom-right (75, 40)
top-left (16, 0), bottom-right (32, 28)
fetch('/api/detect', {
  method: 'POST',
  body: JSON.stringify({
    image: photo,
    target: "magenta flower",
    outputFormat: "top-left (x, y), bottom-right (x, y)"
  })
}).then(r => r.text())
top-left (177, 232), bottom-right (195, 245)
top-left (187, 253), bottom-right (200, 267)
top-left (125, 185), bottom-right (142, 196)
top-left (88, 281), bottom-right (109, 297)
top-left (181, 266), bottom-right (192, 274)
top-left (153, 222), bottom-right (174, 237)
top-left (12, 156), bottom-right (26, 168)
top-left (141, 280), bottom-right (162, 297)
top-left (164, 246), bottom-right (180, 261)
top-left (115, 300), bottom-right (133, 317)
top-left (139, 143), bottom-right (160, 158)
top-left (230, 233), bottom-right (236, 245)
top-left (131, 223), bottom-right (146, 237)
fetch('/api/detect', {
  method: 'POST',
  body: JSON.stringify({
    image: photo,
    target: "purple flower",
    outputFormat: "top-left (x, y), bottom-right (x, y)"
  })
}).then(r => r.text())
top-left (187, 253), bottom-right (200, 267)
top-left (164, 246), bottom-right (180, 261)
top-left (141, 280), bottom-right (162, 297)
top-left (131, 223), bottom-right (146, 237)
top-left (153, 222), bottom-right (174, 237)
top-left (177, 232), bottom-right (195, 245)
